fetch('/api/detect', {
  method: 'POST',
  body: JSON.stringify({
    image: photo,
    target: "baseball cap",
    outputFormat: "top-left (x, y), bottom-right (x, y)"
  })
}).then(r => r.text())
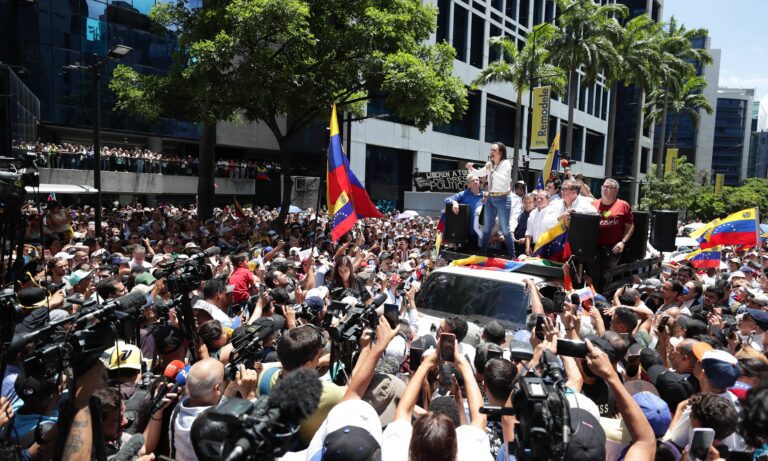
top-left (701, 350), bottom-right (740, 389)
top-left (729, 271), bottom-right (746, 281)
top-left (633, 391), bottom-right (671, 436)
top-left (638, 278), bottom-right (662, 290)
top-left (624, 379), bottom-right (660, 397)
top-left (678, 316), bottom-right (708, 338)
top-left (68, 269), bottom-right (94, 287)
top-left (566, 408), bottom-right (606, 461)
top-left (135, 272), bottom-right (157, 286)
top-left (103, 342), bottom-right (142, 371)
top-left (645, 365), bottom-right (693, 410)
top-left (362, 373), bottom-right (406, 427)
top-left (307, 399), bottom-right (382, 461)
top-left (378, 252), bottom-right (393, 262)
top-left (17, 287), bottom-right (48, 310)
top-left (14, 373), bottom-right (57, 404)
top-left (53, 251), bottom-right (74, 260)
top-left (692, 341), bottom-right (714, 361)
top-left (639, 348), bottom-right (664, 371)
top-left (745, 308), bottom-right (768, 330)
top-left (112, 255), bottom-right (130, 265)
top-left (585, 335), bottom-right (616, 362)
top-left (151, 254), bottom-right (165, 266)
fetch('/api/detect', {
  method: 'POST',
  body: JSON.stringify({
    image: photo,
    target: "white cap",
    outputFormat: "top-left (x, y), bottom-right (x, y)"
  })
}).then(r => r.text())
top-left (729, 271), bottom-right (746, 281)
top-left (54, 251), bottom-right (74, 260)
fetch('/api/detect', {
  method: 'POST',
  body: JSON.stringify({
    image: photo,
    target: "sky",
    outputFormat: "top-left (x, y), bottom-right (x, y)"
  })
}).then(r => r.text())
top-left (662, 0), bottom-right (768, 102)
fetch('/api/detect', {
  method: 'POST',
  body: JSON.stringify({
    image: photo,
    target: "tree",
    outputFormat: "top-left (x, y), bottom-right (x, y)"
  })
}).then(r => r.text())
top-left (638, 157), bottom-right (698, 213)
top-left (471, 24), bottom-right (566, 181)
top-left (110, 0), bottom-right (468, 224)
top-left (601, 14), bottom-right (660, 204)
top-left (645, 75), bottom-right (713, 150)
top-left (546, 0), bottom-right (627, 159)
top-left (644, 17), bottom-right (711, 179)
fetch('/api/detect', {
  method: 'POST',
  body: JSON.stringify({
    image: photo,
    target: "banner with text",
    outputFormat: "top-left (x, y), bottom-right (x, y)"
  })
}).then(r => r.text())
top-left (414, 169), bottom-right (469, 192)
top-left (530, 86), bottom-right (551, 150)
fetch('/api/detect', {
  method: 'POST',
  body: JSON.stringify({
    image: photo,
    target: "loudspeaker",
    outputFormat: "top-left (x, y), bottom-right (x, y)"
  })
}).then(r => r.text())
top-left (444, 203), bottom-right (469, 244)
top-left (569, 212), bottom-right (600, 261)
top-left (652, 210), bottom-right (678, 252)
top-left (621, 211), bottom-right (650, 264)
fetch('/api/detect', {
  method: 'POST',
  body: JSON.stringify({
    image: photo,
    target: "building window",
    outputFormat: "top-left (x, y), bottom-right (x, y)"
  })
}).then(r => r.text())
top-left (437, 0), bottom-right (451, 43)
top-left (434, 90), bottom-right (482, 139)
top-left (506, 0), bottom-right (518, 21)
top-left (453, 6), bottom-right (469, 62)
top-left (532, 0), bottom-right (543, 26)
top-left (519, 0), bottom-right (529, 29)
top-left (491, 0), bottom-right (503, 12)
top-left (470, 14), bottom-right (485, 68)
top-left (365, 145), bottom-right (414, 212)
top-left (488, 25), bottom-right (502, 63)
top-left (584, 130), bottom-right (604, 165)
top-left (485, 96), bottom-right (517, 148)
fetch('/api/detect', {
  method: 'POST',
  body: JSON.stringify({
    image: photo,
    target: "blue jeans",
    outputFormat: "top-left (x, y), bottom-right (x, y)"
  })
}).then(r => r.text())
top-left (481, 195), bottom-right (515, 257)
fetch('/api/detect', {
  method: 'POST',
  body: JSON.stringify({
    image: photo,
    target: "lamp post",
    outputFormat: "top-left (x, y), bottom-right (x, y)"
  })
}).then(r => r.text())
top-left (62, 44), bottom-right (132, 237)
top-left (523, 0), bottom-right (583, 181)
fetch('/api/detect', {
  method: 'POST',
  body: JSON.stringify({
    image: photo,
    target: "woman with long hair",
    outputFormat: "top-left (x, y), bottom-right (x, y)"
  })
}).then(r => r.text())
top-left (467, 142), bottom-right (516, 257)
top-left (327, 255), bottom-right (370, 302)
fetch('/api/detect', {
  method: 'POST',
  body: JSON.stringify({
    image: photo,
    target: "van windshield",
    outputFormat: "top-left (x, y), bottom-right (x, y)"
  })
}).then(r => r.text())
top-left (416, 272), bottom-right (530, 330)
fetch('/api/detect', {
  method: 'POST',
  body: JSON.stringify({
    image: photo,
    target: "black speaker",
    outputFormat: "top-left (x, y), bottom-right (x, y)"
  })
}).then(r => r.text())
top-left (621, 211), bottom-right (650, 264)
top-left (652, 210), bottom-right (678, 252)
top-left (569, 212), bottom-right (600, 261)
top-left (444, 203), bottom-right (469, 244)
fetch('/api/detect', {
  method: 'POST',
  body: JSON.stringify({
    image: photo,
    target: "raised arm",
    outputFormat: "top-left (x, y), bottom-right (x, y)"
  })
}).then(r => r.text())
top-left (342, 317), bottom-right (399, 401)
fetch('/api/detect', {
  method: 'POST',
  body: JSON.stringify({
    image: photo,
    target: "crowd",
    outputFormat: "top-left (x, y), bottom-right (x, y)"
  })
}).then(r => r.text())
top-left (13, 142), bottom-right (280, 178)
top-left (1, 144), bottom-right (768, 461)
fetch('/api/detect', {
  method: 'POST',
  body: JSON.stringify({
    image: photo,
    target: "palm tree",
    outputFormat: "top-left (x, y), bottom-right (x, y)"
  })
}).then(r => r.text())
top-left (645, 75), bottom-right (713, 156)
top-left (471, 24), bottom-right (566, 180)
top-left (603, 15), bottom-right (660, 182)
top-left (546, 0), bottom-right (627, 159)
top-left (647, 17), bottom-right (712, 178)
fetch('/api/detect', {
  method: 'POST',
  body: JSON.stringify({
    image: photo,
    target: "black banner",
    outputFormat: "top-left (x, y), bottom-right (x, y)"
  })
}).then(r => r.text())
top-left (413, 170), bottom-right (468, 192)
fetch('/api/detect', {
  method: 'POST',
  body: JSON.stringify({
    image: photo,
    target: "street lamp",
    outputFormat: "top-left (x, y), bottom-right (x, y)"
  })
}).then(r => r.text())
top-left (62, 44), bottom-right (132, 237)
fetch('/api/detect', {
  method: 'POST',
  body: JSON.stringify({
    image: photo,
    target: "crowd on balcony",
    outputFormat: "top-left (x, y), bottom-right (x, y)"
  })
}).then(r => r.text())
top-left (13, 142), bottom-right (281, 178)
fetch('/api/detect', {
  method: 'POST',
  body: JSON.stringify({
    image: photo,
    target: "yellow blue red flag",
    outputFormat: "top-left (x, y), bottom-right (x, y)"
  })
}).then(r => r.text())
top-left (536, 132), bottom-right (560, 190)
top-left (532, 221), bottom-right (571, 263)
top-left (698, 208), bottom-right (759, 249)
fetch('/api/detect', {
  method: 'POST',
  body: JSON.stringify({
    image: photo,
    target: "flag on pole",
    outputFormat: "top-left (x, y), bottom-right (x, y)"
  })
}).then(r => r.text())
top-left (697, 208), bottom-right (759, 249)
top-left (685, 246), bottom-right (722, 268)
top-left (233, 196), bottom-right (245, 219)
top-left (434, 211), bottom-right (446, 256)
top-left (536, 132), bottom-right (560, 190)
top-left (327, 104), bottom-right (382, 241)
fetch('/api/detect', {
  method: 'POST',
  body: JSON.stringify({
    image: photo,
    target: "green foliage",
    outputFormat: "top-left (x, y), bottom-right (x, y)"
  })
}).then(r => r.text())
top-left (638, 158), bottom-right (697, 212)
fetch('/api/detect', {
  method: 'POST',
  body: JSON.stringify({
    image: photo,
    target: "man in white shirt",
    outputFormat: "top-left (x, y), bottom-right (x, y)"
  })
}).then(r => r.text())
top-left (525, 190), bottom-right (552, 255)
top-left (538, 179), bottom-right (598, 233)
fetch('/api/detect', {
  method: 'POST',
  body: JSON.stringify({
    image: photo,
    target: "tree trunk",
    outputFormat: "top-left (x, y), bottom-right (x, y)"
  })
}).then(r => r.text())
top-left (629, 88), bottom-right (645, 206)
top-left (196, 121), bottom-right (216, 221)
top-left (604, 81), bottom-right (619, 178)
top-left (512, 88), bottom-right (523, 181)
top-left (275, 138), bottom-right (293, 229)
top-left (654, 80), bottom-right (669, 178)
top-left (565, 67), bottom-right (577, 159)
top-left (669, 113), bottom-right (681, 149)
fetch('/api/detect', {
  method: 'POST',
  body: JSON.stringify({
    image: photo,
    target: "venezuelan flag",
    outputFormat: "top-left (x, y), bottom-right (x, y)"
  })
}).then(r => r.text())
top-left (233, 196), bottom-right (245, 219)
top-left (327, 104), bottom-right (358, 241)
top-left (536, 132), bottom-right (560, 190)
top-left (451, 255), bottom-right (524, 272)
top-left (532, 221), bottom-right (571, 263)
top-left (685, 246), bottom-right (722, 269)
top-left (699, 208), bottom-right (759, 249)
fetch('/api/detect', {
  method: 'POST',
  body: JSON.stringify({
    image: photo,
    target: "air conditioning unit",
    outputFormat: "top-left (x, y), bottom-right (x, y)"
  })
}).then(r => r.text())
top-left (295, 177), bottom-right (308, 191)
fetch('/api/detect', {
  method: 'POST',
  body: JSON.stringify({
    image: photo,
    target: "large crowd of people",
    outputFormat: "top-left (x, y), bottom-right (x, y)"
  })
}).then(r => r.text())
top-left (13, 142), bottom-right (280, 178)
top-left (2, 142), bottom-right (768, 461)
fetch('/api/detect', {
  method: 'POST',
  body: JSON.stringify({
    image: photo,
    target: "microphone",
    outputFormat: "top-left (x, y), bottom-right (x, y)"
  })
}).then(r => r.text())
top-left (149, 359), bottom-right (185, 414)
top-left (112, 433), bottom-right (145, 461)
top-left (175, 365), bottom-right (191, 386)
top-left (371, 292), bottom-right (388, 308)
top-left (570, 293), bottom-right (581, 306)
top-left (224, 438), bottom-right (252, 461)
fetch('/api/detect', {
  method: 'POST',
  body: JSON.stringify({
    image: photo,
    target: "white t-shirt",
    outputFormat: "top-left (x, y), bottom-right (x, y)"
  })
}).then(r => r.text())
top-left (382, 419), bottom-right (494, 461)
top-left (471, 159), bottom-right (512, 193)
top-left (171, 399), bottom-right (210, 461)
top-left (663, 391), bottom-right (746, 452)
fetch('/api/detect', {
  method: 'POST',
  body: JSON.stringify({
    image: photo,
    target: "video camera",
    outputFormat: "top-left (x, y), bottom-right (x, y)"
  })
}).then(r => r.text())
top-left (324, 292), bottom-right (387, 344)
top-left (481, 349), bottom-right (570, 461)
top-left (224, 318), bottom-right (278, 381)
top-left (192, 368), bottom-right (322, 461)
top-left (12, 291), bottom-right (146, 380)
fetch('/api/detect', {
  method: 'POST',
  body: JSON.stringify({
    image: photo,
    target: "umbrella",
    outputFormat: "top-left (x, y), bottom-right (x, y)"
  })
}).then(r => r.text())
top-left (394, 210), bottom-right (419, 221)
top-left (278, 205), bottom-right (303, 213)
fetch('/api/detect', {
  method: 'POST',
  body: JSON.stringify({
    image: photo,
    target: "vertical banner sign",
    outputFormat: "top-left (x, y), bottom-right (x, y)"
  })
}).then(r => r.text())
top-left (664, 148), bottom-right (678, 174)
top-left (530, 86), bottom-right (551, 150)
top-left (715, 173), bottom-right (724, 194)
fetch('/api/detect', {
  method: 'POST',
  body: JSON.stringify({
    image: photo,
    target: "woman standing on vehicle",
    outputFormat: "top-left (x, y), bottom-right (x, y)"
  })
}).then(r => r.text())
top-left (467, 142), bottom-right (516, 257)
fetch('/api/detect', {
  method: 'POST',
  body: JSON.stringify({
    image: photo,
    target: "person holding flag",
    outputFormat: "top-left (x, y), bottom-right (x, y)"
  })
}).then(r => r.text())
top-left (326, 104), bottom-right (382, 242)
top-left (467, 142), bottom-right (516, 257)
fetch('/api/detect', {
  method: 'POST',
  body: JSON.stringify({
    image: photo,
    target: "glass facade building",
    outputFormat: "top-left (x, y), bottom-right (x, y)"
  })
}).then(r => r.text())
top-left (712, 98), bottom-right (748, 186)
top-left (0, 0), bottom-right (198, 140)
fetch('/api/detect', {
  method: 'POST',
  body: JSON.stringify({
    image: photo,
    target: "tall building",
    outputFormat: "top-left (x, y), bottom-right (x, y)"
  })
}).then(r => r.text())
top-left (748, 132), bottom-right (768, 180)
top-left (1, 0), bottom-right (614, 209)
top-left (710, 88), bottom-right (753, 186)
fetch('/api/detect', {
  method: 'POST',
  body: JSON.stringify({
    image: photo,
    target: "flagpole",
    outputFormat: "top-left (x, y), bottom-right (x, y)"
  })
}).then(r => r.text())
top-left (313, 127), bottom-right (329, 252)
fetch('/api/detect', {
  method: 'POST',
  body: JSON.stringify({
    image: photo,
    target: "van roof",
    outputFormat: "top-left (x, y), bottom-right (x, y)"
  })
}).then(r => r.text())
top-left (433, 265), bottom-right (547, 284)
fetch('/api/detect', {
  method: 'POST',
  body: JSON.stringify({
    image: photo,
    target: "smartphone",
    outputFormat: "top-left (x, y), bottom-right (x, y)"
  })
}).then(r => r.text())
top-left (557, 339), bottom-right (589, 358)
top-left (658, 315), bottom-right (670, 330)
top-left (690, 428), bottom-right (715, 461)
top-left (439, 332), bottom-right (456, 362)
top-left (535, 315), bottom-right (546, 341)
top-left (728, 450), bottom-right (755, 461)
top-left (383, 303), bottom-right (399, 329)
top-left (410, 347), bottom-right (423, 370)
